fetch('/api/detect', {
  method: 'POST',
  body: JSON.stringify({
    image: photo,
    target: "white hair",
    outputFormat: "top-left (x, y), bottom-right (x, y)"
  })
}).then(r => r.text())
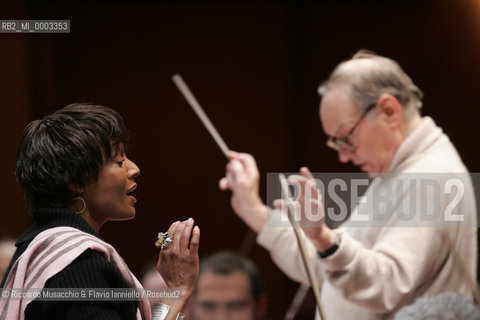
top-left (394, 292), bottom-right (480, 320)
top-left (318, 49), bottom-right (423, 115)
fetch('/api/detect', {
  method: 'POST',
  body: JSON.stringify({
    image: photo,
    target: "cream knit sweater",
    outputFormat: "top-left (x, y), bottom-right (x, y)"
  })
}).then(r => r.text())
top-left (257, 117), bottom-right (477, 319)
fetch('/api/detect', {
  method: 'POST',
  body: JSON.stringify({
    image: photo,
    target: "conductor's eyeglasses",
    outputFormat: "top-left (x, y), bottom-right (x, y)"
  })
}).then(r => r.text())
top-left (326, 102), bottom-right (377, 151)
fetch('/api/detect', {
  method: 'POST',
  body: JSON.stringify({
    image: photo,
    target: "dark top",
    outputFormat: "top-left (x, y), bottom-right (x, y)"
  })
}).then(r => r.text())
top-left (1, 208), bottom-right (138, 320)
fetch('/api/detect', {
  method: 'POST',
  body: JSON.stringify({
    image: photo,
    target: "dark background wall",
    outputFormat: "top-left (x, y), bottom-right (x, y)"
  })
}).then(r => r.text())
top-left (1, 1), bottom-right (479, 319)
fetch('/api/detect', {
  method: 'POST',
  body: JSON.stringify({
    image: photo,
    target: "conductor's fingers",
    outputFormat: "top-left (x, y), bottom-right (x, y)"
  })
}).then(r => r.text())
top-left (273, 198), bottom-right (301, 216)
top-left (226, 150), bottom-right (240, 159)
top-left (226, 159), bottom-right (246, 182)
top-left (273, 199), bottom-right (288, 210)
top-left (287, 174), bottom-right (309, 185)
top-left (300, 167), bottom-right (314, 179)
top-left (227, 151), bottom-right (258, 178)
top-left (219, 177), bottom-right (230, 190)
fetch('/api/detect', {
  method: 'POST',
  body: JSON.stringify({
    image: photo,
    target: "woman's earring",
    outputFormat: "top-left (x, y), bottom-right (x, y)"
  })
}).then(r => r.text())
top-left (73, 197), bottom-right (87, 215)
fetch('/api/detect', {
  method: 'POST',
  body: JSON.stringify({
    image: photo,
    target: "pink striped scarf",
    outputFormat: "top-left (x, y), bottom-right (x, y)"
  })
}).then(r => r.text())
top-left (0, 226), bottom-right (151, 320)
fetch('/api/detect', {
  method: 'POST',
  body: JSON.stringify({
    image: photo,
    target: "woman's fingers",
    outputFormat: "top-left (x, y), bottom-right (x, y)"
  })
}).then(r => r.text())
top-left (167, 221), bottom-right (181, 235)
top-left (157, 220), bottom-right (200, 293)
top-left (157, 221), bottom-right (180, 257)
top-left (189, 226), bottom-right (200, 255)
top-left (171, 220), bottom-right (188, 252)
top-left (179, 218), bottom-right (194, 251)
top-left (162, 218), bottom-right (199, 256)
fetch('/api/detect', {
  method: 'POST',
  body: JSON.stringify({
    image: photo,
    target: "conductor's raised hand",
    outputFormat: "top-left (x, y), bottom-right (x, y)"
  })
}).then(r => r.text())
top-left (273, 167), bottom-right (334, 251)
top-left (219, 151), bottom-right (268, 233)
top-left (273, 167), bottom-right (325, 229)
top-left (157, 218), bottom-right (200, 298)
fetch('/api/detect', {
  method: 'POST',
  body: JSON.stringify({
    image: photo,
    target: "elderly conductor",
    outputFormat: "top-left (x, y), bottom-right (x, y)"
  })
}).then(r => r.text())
top-left (219, 50), bottom-right (477, 319)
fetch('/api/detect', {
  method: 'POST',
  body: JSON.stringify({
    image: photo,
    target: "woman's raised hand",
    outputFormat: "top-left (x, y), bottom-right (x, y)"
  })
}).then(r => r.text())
top-left (157, 218), bottom-right (200, 298)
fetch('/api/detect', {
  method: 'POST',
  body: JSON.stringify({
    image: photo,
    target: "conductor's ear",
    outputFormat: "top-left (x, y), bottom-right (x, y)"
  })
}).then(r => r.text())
top-left (378, 95), bottom-right (402, 127)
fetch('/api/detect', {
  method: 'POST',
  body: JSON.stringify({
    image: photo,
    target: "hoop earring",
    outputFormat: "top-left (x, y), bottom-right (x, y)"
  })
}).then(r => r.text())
top-left (74, 197), bottom-right (86, 215)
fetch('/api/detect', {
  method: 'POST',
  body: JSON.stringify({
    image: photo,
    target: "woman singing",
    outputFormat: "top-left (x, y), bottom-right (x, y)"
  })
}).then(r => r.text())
top-left (0, 104), bottom-right (199, 320)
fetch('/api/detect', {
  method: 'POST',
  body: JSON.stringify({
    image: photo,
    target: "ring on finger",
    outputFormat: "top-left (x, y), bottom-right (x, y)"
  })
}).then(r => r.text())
top-left (155, 232), bottom-right (173, 250)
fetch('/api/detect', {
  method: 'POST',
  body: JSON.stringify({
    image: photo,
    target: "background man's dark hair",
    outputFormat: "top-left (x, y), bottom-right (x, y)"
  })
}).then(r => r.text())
top-left (199, 251), bottom-right (264, 302)
top-left (15, 103), bottom-right (128, 215)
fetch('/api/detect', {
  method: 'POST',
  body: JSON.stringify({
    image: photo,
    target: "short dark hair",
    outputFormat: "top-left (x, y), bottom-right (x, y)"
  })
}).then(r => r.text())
top-left (15, 103), bottom-right (129, 215)
top-left (198, 251), bottom-right (264, 302)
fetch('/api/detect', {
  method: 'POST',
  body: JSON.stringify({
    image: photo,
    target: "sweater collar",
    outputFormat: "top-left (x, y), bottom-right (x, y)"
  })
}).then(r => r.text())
top-left (16, 207), bottom-right (100, 247)
top-left (387, 116), bottom-right (443, 173)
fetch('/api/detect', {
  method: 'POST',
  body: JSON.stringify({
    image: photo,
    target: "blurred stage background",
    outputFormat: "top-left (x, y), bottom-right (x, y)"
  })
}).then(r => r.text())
top-left (1, 1), bottom-right (480, 318)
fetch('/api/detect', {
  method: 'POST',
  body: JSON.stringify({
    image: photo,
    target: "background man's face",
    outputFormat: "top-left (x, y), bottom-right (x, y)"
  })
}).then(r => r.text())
top-left (193, 270), bottom-right (256, 320)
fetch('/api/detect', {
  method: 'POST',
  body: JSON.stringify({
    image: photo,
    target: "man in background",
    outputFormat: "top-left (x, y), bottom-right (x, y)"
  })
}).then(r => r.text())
top-left (192, 251), bottom-right (267, 320)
